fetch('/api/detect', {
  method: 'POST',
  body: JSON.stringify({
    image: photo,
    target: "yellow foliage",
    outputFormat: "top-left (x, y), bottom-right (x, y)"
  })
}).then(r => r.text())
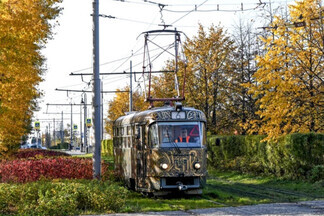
top-left (105, 86), bottom-right (149, 136)
top-left (248, 0), bottom-right (324, 140)
top-left (0, 0), bottom-right (62, 157)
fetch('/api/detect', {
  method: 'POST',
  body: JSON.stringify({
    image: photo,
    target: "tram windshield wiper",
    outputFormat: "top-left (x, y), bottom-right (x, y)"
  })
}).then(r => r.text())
top-left (166, 130), bottom-right (181, 154)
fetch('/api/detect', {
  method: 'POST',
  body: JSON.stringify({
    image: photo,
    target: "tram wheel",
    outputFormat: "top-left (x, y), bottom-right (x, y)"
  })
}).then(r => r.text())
top-left (141, 192), bottom-right (153, 198)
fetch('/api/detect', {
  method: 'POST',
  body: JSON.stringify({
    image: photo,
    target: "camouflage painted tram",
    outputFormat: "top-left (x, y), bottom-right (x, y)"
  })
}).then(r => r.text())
top-left (113, 103), bottom-right (207, 195)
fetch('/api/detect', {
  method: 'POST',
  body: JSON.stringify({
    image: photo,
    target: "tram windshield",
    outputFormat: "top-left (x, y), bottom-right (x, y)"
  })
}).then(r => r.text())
top-left (150, 122), bottom-right (203, 148)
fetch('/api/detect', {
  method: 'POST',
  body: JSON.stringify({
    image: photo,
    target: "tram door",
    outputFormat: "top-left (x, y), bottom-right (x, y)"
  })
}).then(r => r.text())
top-left (136, 125), bottom-right (146, 188)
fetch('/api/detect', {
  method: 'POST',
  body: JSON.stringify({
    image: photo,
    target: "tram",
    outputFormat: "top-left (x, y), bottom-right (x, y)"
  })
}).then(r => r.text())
top-left (113, 103), bottom-right (207, 195)
top-left (113, 28), bottom-right (207, 195)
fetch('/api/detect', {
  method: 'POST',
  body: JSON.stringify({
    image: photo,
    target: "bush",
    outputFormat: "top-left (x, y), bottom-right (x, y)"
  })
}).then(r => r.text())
top-left (208, 133), bottom-right (324, 180)
top-left (101, 139), bottom-right (113, 156)
top-left (0, 158), bottom-right (110, 183)
top-left (309, 165), bottom-right (324, 182)
top-left (49, 142), bottom-right (70, 150)
top-left (0, 180), bottom-right (129, 215)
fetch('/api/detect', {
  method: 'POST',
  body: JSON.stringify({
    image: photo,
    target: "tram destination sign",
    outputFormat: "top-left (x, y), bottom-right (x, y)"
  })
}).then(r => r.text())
top-left (171, 111), bottom-right (185, 119)
top-left (156, 110), bottom-right (205, 121)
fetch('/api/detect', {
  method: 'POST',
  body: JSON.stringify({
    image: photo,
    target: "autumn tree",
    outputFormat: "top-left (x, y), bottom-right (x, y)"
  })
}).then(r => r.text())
top-left (0, 0), bottom-right (62, 157)
top-left (248, 0), bottom-right (324, 139)
top-left (181, 24), bottom-right (236, 133)
top-left (105, 86), bottom-right (148, 136)
top-left (151, 24), bottom-right (237, 134)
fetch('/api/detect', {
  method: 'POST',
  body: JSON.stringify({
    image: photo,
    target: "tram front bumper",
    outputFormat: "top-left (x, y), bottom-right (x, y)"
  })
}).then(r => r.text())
top-left (160, 177), bottom-right (200, 190)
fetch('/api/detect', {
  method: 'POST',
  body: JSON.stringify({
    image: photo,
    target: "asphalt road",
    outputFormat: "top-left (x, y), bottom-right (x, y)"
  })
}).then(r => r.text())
top-left (103, 200), bottom-right (324, 216)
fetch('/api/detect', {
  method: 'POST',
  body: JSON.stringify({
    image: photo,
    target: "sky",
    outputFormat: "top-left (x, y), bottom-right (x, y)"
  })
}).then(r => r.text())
top-left (34, 0), bottom-right (295, 138)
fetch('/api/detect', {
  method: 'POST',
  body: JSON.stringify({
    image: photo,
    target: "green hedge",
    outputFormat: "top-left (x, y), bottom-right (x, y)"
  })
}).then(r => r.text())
top-left (101, 139), bottom-right (113, 157)
top-left (0, 180), bottom-right (128, 215)
top-left (208, 133), bottom-right (324, 181)
top-left (49, 142), bottom-right (69, 150)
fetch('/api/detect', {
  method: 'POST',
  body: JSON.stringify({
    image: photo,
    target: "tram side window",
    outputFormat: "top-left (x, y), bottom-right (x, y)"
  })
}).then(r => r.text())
top-left (123, 137), bottom-right (126, 148)
top-left (118, 127), bottom-right (122, 147)
top-left (135, 125), bottom-right (140, 139)
top-left (149, 123), bottom-right (159, 148)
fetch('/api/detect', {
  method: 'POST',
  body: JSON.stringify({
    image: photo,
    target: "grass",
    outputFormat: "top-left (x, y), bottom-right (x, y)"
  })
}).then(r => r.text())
top-left (208, 170), bottom-right (324, 198)
top-left (73, 153), bottom-right (114, 164)
top-left (122, 169), bottom-right (324, 213)
top-left (122, 191), bottom-right (222, 213)
top-left (71, 153), bottom-right (324, 213)
top-left (202, 169), bottom-right (324, 207)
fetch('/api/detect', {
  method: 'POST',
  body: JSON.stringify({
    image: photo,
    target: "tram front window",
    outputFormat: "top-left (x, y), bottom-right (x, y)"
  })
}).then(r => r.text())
top-left (152, 122), bottom-right (202, 148)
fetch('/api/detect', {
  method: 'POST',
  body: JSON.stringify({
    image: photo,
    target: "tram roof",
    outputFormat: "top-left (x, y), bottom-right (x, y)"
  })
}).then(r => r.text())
top-left (114, 105), bottom-right (206, 127)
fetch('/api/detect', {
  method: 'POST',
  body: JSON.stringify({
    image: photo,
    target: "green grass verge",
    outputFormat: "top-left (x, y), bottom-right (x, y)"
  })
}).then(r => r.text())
top-left (73, 153), bottom-right (114, 164)
top-left (71, 154), bottom-right (324, 213)
top-left (5, 152), bottom-right (321, 215)
top-left (0, 179), bottom-right (128, 216)
top-left (122, 192), bottom-right (222, 213)
top-left (202, 169), bottom-right (324, 207)
top-left (121, 169), bottom-right (324, 213)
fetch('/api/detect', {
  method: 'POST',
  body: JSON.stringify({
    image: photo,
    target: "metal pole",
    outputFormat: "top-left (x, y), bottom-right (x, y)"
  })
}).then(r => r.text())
top-left (70, 103), bottom-right (73, 150)
top-left (36, 130), bottom-right (39, 148)
top-left (80, 102), bottom-right (82, 151)
top-left (48, 123), bottom-right (51, 148)
top-left (130, 60), bottom-right (133, 112)
top-left (61, 111), bottom-right (64, 146)
top-left (93, 0), bottom-right (101, 179)
top-left (53, 118), bottom-right (55, 147)
top-left (174, 29), bottom-right (180, 97)
top-left (84, 93), bottom-right (87, 153)
top-left (101, 80), bottom-right (104, 140)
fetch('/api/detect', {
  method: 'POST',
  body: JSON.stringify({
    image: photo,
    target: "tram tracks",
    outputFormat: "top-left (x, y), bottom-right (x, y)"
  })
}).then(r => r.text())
top-left (154, 177), bottom-right (320, 214)
top-left (207, 177), bottom-right (322, 200)
top-left (125, 172), bottom-right (323, 214)
top-left (203, 176), bottom-right (322, 207)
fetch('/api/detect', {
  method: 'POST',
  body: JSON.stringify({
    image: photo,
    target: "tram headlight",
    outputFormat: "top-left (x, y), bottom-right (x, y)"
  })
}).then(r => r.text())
top-left (194, 163), bottom-right (201, 169)
top-left (161, 163), bottom-right (168, 170)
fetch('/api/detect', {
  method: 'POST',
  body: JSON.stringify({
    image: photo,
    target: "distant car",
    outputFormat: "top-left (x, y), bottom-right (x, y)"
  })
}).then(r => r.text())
top-left (41, 146), bottom-right (47, 150)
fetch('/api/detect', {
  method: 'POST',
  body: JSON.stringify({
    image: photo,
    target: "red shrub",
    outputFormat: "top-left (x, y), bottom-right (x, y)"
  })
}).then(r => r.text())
top-left (0, 158), bottom-right (109, 183)
top-left (14, 149), bottom-right (70, 159)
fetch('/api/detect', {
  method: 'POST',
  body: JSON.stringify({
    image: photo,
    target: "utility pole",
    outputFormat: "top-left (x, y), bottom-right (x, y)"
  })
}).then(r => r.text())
top-left (70, 103), bottom-right (73, 150)
top-left (130, 60), bottom-right (133, 112)
top-left (48, 123), bottom-right (51, 148)
top-left (80, 102), bottom-right (83, 151)
top-left (101, 80), bottom-right (104, 140)
top-left (61, 111), bottom-right (64, 146)
top-left (93, 0), bottom-right (101, 179)
top-left (53, 118), bottom-right (56, 147)
top-left (46, 104), bottom-right (90, 149)
top-left (83, 93), bottom-right (88, 153)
